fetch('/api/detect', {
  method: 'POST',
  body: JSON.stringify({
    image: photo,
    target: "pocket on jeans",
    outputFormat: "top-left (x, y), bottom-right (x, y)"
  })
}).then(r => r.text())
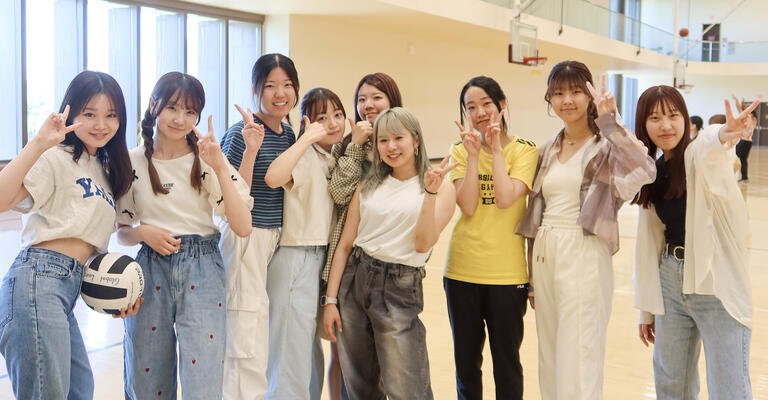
top-left (226, 308), bottom-right (266, 358)
top-left (0, 278), bottom-right (15, 329)
top-left (387, 271), bottom-right (421, 309)
top-left (36, 261), bottom-right (72, 279)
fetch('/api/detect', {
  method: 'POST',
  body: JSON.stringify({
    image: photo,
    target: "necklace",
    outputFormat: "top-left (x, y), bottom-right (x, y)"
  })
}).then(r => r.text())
top-left (563, 130), bottom-right (590, 146)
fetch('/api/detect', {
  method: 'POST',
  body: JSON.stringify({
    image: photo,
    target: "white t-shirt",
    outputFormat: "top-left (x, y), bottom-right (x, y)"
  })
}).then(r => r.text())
top-left (355, 175), bottom-right (429, 267)
top-left (15, 145), bottom-right (118, 252)
top-left (541, 145), bottom-right (586, 224)
top-left (117, 147), bottom-right (252, 236)
top-left (279, 144), bottom-right (334, 246)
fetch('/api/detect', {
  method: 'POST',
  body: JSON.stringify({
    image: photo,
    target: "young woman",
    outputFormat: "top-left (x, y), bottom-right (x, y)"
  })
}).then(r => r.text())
top-left (323, 107), bottom-right (457, 400)
top-left (262, 88), bottom-right (345, 399)
top-left (444, 76), bottom-right (539, 400)
top-left (634, 86), bottom-right (757, 400)
top-left (218, 53), bottom-right (299, 400)
top-left (0, 70), bottom-right (137, 399)
top-left (117, 72), bottom-right (253, 399)
top-left (322, 72), bottom-right (403, 400)
top-left (516, 61), bottom-right (656, 400)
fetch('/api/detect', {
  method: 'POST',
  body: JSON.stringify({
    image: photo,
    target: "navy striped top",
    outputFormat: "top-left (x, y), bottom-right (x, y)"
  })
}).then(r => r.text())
top-left (221, 115), bottom-right (295, 228)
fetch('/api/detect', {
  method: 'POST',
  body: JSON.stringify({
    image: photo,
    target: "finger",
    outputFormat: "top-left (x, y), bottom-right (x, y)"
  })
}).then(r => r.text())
top-left (444, 162), bottom-right (460, 173)
top-left (235, 104), bottom-right (249, 122)
top-left (207, 115), bottom-right (214, 137)
top-left (61, 104), bottom-right (71, 121)
top-left (325, 322), bottom-right (336, 342)
top-left (348, 117), bottom-right (356, 131)
top-left (63, 121), bottom-right (84, 134)
top-left (586, 81), bottom-right (598, 99)
top-left (739, 97), bottom-right (761, 118)
top-left (303, 115), bottom-right (311, 129)
top-left (724, 99), bottom-right (736, 122)
top-left (731, 95), bottom-right (743, 112)
top-left (439, 154), bottom-right (451, 169)
top-left (454, 120), bottom-right (465, 132)
top-left (192, 125), bottom-right (204, 140)
top-left (600, 74), bottom-right (607, 95)
top-left (466, 116), bottom-right (474, 133)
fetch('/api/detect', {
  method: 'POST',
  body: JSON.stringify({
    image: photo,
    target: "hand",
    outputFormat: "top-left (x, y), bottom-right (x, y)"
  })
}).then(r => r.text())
top-left (235, 104), bottom-right (265, 154)
top-left (32, 105), bottom-right (83, 150)
top-left (586, 74), bottom-right (617, 116)
top-left (528, 295), bottom-right (535, 310)
top-left (113, 297), bottom-right (144, 319)
top-left (483, 112), bottom-right (503, 154)
top-left (323, 304), bottom-right (343, 342)
top-left (639, 322), bottom-right (655, 347)
top-left (138, 224), bottom-right (181, 255)
top-left (424, 155), bottom-right (459, 194)
top-left (194, 115), bottom-right (226, 170)
top-left (302, 115), bottom-right (329, 143)
top-left (455, 119), bottom-right (480, 158)
top-left (720, 97), bottom-right (761, 143)
top-left (348, 117), bottom-right (373, 146)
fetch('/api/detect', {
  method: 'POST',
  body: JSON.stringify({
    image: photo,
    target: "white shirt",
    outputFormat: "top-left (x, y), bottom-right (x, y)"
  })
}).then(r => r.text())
top-left (117, 147), bottom-right (252, 236)
top-left (541, 145), bottom-right (586, 224)
top-left (16, 145), bottom-right (118, 252)
top-left (634, 124), bottom-right (752, 328)
top-left (355, 175), bottom-right (429, 268)
top-left (280, 144), bottom-right (335, 246)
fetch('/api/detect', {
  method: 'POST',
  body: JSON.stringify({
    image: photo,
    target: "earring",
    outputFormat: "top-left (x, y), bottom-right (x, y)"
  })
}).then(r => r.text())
top-left (415, 147), bottom-right (419, 157)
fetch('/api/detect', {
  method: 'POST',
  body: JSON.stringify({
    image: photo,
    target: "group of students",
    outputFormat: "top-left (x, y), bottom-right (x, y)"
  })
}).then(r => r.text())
top-left (0, 52), bottom-right (756, 400)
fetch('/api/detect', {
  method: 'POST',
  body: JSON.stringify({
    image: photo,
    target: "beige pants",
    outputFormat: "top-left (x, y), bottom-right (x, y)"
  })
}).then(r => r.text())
top-left (532, 220), bottom-right (613, 400)
top-left (217, 220), bottom-right (279, 400)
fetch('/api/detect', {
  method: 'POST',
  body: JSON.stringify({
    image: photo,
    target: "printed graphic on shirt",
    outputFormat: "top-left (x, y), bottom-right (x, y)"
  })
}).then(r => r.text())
top-left (76, 177), bottom-right (116, 210)
top-left (479, 174), bottom-right (496, 205)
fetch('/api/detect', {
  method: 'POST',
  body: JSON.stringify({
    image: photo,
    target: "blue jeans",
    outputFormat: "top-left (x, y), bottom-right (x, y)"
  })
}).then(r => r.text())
top-left (336, 247), bottom-right (433, 400)
top-left (124, 233), bottom-right (226, 400)
top-left (654, 254), bottom-right (752, 400)
top-left (265, 245), bottom-right (325, 400)
top-left (0, 247), bottom-right (93, 400)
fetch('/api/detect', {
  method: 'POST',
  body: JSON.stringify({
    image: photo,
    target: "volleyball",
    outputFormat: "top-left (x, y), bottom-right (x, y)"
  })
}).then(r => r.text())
top-left (81, 253), bottom-right (144, 315)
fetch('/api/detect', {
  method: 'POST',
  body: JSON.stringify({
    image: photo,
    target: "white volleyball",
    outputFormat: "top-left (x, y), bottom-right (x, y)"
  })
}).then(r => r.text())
top-left (81, 253), bottom-right (144, 315)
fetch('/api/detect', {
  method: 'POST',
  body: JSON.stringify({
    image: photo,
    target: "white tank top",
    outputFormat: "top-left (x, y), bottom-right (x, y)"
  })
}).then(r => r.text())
top-left (541, 145), bottom-right (586, 225)
top-left (355, 175), bottom-right (429, 267)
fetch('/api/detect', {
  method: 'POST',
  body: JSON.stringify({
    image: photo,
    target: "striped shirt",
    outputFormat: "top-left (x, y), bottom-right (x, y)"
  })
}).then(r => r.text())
top-left (221, 115), bottom-right (295, 228)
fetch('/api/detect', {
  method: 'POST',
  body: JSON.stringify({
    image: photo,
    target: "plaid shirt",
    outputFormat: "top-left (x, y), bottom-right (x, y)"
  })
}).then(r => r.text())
top-left (323, 141), bottom-right (372, 285)
top-left (516, 112), bottom-right (656, 254)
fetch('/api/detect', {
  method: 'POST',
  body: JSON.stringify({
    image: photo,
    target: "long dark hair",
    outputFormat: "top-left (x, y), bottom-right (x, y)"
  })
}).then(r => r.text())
top-left (299, 87), bottom-right (346, 136)
top-left (140, 72), bottom-right (205, 195)
top-left (458, 76), bottom-right (508, 133)
top-left (338, 72), bottom-right (403, 154)
top-left (60, 70), bottom-right (132, 199)
top-left (251, 53), bottom-right (300, 125)
top-left (545, 60), bottom-right (600, 136)
top-left (632, 85), bottom-right (692, 208)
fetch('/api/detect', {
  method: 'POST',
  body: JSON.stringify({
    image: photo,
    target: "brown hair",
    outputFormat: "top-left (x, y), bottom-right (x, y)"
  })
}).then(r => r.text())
top-left (632, 85), bottom-right (691, 208)
top-left (338, 72), bottom-right (403, 154)
top-left (140, 72), bottom-right (205, 195)
top-left (708, 114), bottom-right (726, 125)
top-left (545, 60), bottom-right (600, 137)
top-left (298, 87), bottom-right (346, 136)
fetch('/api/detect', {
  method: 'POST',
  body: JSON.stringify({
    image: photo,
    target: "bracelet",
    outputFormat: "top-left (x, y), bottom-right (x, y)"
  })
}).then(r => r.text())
top-left (425, 189), bottom-right (438, 195)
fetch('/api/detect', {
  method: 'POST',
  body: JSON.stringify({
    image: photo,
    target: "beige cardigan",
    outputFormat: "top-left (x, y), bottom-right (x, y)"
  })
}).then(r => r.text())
top-left (634, 124), bottom-right (752, 329)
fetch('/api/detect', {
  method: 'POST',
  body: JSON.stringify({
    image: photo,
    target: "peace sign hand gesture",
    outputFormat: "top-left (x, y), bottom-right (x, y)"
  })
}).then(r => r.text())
top-left (455, 119), bottom-right (480, 158)
top-left (235, 104), bottom-right (265, 155)
top-left (586, 74), bottom-right (617, 116)
top-left (720, 97), bottom-right (761, 143)
top-left (484, 112), bottom-right (504, 154)
top-left (424, 155), bottom-right (459, 194)
top-left (33, 105), bottom-right (83, 150)
top-left (348, 117), bottom-right (373, 146)
top-left (193, 115), bottom-right (226, 171)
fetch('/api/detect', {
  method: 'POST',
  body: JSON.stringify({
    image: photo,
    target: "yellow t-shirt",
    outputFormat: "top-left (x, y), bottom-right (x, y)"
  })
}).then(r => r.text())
top-left (445, 137), bottom-right (539, 285)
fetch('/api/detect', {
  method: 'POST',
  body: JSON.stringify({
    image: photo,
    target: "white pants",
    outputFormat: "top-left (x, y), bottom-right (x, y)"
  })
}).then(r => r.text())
top-left (218, 221), bottom-right (279, 400)
top-left (532, 220), bottom-right (613, 400)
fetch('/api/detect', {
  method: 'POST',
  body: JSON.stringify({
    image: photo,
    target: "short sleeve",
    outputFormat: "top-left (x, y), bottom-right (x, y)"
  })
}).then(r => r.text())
top-left (16, 151), bottom-right (55, 213)
top-left (448, 143), bottom-right (467, 182)
top-left (116, 179), bottom-right (138, 226)
top-left (202, 159), bottom-right (254, 217)
top-left (507, 139), bottom-right (539, 190)
top-left (286, 148), bottom-right (312, 192)
top-left (221, 122), bottom-right (246, 170)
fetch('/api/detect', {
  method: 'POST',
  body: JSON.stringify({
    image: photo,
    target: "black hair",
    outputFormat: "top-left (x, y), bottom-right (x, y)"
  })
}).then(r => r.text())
top-left (251, 53), bottom-right (300, 125)
top-left (458, 76), bottom-right (508, 133)
top-left (690, 115), bottom-right (703, 131)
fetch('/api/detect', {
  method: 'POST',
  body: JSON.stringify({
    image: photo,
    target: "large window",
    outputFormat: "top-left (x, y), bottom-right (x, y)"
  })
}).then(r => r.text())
top-left (6, 0), bottom-right (263, 159)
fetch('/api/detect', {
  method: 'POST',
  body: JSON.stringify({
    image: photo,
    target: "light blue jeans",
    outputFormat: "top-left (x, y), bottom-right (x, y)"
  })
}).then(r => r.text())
top-left (654, 254), bottom-right (752, 400)
top-left (265, 245), bottom-right (325, 400)
top-left (124, 233), bottom-right (226, 400)
top-left (0, 247), bottom-right (93, 400)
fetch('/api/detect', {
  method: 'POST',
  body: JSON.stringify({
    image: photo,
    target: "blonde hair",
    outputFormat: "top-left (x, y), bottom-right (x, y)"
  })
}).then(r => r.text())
top-left (361, 107), bottom-right (430, 194)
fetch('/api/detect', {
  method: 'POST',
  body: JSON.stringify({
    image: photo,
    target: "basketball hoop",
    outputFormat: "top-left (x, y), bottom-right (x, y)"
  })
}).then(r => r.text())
top-left (676, 84), bottom-right (694, 94)
top-left (523, 56), bottom-right (547, 66)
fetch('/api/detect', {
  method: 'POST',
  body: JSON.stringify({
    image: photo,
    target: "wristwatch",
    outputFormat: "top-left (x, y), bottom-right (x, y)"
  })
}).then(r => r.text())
top-left (320, 295), bottom-right (338, 306)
